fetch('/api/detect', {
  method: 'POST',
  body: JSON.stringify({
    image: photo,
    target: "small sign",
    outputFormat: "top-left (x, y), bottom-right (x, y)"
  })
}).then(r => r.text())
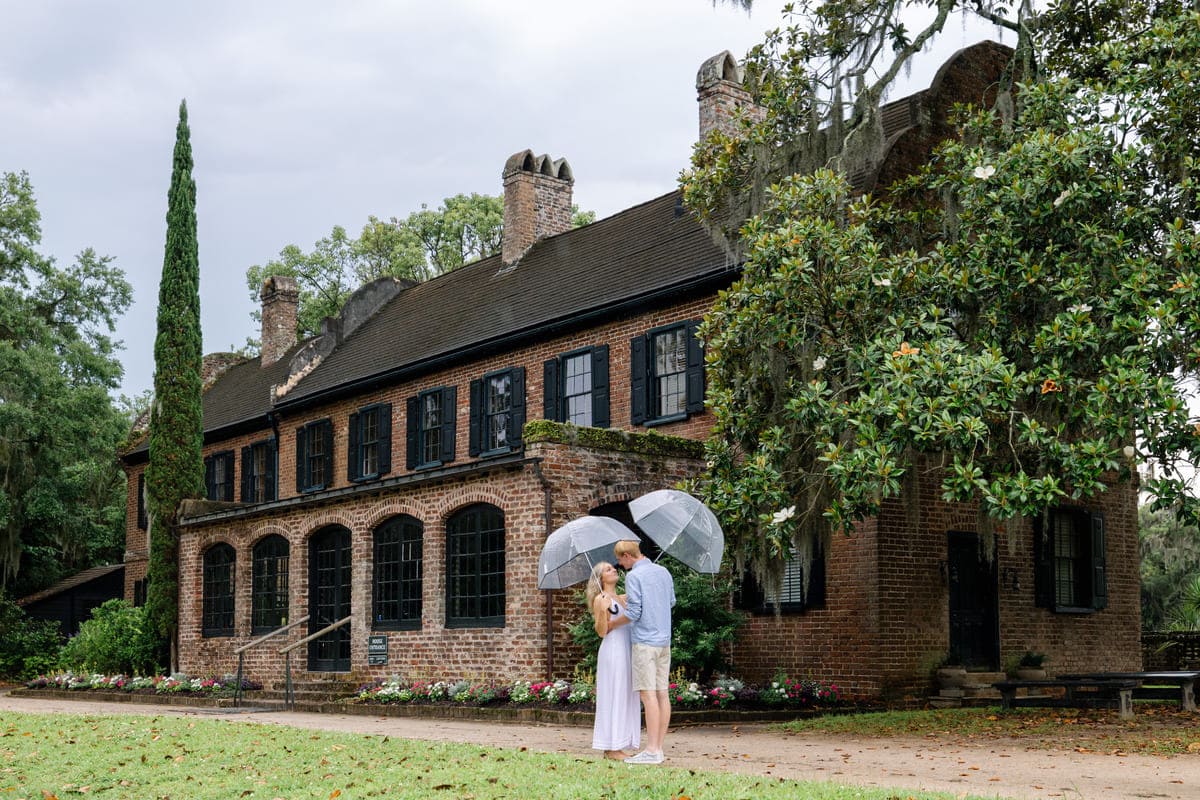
top-left (367, 634), bottom-right (388, 665)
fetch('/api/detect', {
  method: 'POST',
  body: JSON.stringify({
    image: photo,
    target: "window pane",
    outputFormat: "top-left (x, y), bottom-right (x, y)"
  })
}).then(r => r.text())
top-left (252, 536), bottom-right (289, 632)
top-left (486, 373), bottom-right (512, 451)
top-left (446, 505), bottom-right (505, 626)
top-left (765, 553), bottom-right (806, 606)
top-left (653, 328), bottom-right (688, 417)
top-left (1053, 513), bottom-right (1082, 607)
top-left (307, 424), bottom-right (325, 487)
top-left (563, 353), bottom-right (593, 426)
top-left (250, 443), bottom-right (267, 502)
top-left (373, 517), bottom-right (423, 628)
top-left (421, 392), bottom-right (442, 464)
top-left (360, 410), bottom-right (379, 476)
top-left (202, 545), bottom-right (235, 635)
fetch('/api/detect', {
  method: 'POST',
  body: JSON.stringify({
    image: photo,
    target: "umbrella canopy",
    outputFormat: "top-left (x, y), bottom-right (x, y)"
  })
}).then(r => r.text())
top-left (628, 489), bottom-right (724, 573)
top-left (537, 515), bottom-right (637, 590)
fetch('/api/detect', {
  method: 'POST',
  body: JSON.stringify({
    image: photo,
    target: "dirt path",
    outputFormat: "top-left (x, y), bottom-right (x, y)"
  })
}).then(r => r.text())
top-left (2, 690), bottom-right (1194, 799)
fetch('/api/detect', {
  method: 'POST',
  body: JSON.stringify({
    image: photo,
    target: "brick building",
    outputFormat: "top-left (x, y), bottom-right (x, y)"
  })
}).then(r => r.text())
top-left (119, 42), bottom-right (1140, 701)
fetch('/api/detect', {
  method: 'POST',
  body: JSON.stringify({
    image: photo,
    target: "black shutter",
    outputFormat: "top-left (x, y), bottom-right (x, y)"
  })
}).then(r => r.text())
top-left (241, 447), bottom-right (252, 501)
top-left (137, 474), bottom-right (147, 529)
top-left (543, 358), bottom-right (560, 422)
top-left (1091, 512), bottom-right (1107, 610)
top-left (592, 345), bottom-right (610, 428)
top-left (1033, 514), bottom-right (1053, 609)
top-left (321, 421), bottom-right (333, 487)
top-left (630, 335), bottom-right (647, 425)
top-left (377, 404), bottom-right (392, 475)
top-left (204, 457), bottom-right (216, 500)
top-left (347, 411), bottom-right (361, 481)
top-left (685, 319), bottom-right (705, 414)
top-left (295, 426), bottom-right (307, 492)
top-left (468, 378), bottom-right (483, 456)
top-left (510, 367), bottom-right (525, 448)
top-left (222, 452), bottom-right (234, 501)
top-left (440, 386), bottom-right (457, 462)
top-left (405, 396), bottom-right (420, 469)
top-left (806, 541), bottom-right (827, 607)
top-left (264, 439), bottom-right (277, 502)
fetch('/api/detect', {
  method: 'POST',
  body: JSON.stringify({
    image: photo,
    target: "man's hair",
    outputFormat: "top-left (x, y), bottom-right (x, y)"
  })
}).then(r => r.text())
top-left (614, 539), bottom-right (642, 559)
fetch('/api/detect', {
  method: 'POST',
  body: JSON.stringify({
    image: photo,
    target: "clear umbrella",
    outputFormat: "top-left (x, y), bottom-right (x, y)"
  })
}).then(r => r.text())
top-left (537, 515), bottom-right (637, 590)
top-left (628, 489), bottom-right (724, 573)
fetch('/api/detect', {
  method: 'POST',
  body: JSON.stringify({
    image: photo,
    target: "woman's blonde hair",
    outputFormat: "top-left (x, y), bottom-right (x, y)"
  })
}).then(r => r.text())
top-left (585, 561), bottom-right (612, 608)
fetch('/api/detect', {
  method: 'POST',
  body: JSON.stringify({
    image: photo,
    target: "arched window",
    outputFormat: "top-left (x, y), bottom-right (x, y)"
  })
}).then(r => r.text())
top-left (202, 543), bottom-right (236, 636)
top-left (373, 515), bottom-right (423, 630)
top-left (445, 504), bottom-right (504, 628)
top-left (251, 535), bottom-right (290, 633)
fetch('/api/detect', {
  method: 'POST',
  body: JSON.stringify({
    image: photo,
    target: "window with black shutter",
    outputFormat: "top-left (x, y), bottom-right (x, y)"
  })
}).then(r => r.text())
top-left (1034, 507), bottom-right (1106, 612)
top-left (543, 346), bottom-right (609, 428)
top-left (203, 451), bottom-right (235, 501)
top-left (348, 403), bottom-right (392, 482)
top-left (468, 367), bottom-right (525, 457)
top-left (240, 438), bottom-right (277, 503)
top-left (296, 419), bottom-right (334, 493)
top-left (202, 543), bottom-right (236, 636)
top-left (406, 386), bottom-right (457, 470)
top-left (373, 515), bottom-right (423, 630)
top-left (630, 320), bottom-right (705, 426)
top-left (736, 540), bottom-right (827, 614)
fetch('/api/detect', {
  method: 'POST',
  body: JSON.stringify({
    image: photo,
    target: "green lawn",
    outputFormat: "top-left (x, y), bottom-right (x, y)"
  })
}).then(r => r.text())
top-left (1, 711), bottom-right (1010, 800)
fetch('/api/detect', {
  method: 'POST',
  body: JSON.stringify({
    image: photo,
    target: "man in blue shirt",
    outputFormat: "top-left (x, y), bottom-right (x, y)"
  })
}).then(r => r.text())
top-left (613, 539), bottom-right (675, 764)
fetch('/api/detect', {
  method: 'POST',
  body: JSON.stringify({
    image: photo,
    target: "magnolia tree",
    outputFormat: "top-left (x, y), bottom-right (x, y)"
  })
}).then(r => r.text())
top-left (684, 0), bottom-right (1200, 593)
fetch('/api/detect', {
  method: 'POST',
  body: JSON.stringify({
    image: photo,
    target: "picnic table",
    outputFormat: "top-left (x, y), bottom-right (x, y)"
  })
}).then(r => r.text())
top-left (992, 677), bottom-right (1139, 719)
top-left (1055, 671), bottom-right (1198, 712)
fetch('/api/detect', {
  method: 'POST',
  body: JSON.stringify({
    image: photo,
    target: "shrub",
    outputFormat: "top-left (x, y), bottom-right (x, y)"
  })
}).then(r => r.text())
top-left (57, 599), bottom-right (163, 675)
top-left (0, 595), bottom-right (63, 679)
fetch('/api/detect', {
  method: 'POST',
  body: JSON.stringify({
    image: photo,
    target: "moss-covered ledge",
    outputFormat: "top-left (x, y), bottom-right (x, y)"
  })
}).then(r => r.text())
top-left (523, 421), bottom-right (705, 460)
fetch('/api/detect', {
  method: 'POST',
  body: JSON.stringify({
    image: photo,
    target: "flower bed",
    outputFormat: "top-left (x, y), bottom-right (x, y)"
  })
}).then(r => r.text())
top-left (355, 673), bottom-right (841, 712)
top-left (24, 672), bottom-right (261, 696)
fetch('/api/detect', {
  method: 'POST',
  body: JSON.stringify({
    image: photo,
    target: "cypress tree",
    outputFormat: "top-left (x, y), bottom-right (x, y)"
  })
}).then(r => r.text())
top-left (144, 100), bottom-right (204, 669)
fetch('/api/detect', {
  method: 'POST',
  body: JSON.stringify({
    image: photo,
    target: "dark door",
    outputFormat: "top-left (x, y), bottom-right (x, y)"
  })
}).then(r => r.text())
top-left (308, 526), bottom-right (351, 672)
top-left (947, 531), bottom-right (999, 670)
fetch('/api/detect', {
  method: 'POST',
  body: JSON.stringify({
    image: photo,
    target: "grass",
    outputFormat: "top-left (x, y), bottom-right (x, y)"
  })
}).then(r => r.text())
top-left (0, 711), bottom-right (1011, 800)
top-left (778, 705), bottom-right (1200, 756)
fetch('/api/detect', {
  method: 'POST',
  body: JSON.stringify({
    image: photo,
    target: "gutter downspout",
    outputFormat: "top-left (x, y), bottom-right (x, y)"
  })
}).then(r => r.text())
top-left (531, 458), bottom-right (554, 680)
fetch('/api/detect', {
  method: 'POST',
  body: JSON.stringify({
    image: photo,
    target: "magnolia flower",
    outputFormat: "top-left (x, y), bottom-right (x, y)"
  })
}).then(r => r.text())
top-left (872, 277), bottom-right (892, 287)
top-left (973, 164), bottom-right (996, 180)
top-left (813, 356), bottom-right (827, 371)
top-left (771, 506), bottom-right (796, 525)
top-left (1053, 188), bottom-right (1071, 207)
top-left (1067, 303), bottom-right (1092, 314)
top-left (892, 342), bottom-right (920, 358)
top-left (1122, 445), bottom-right (1136, 459)
top-left (1041, 378), bottom-right (1063, 395)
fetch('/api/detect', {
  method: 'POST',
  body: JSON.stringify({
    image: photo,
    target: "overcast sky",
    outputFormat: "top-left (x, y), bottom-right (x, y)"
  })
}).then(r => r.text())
top-left (2, 1), bottom-right (1002, 400)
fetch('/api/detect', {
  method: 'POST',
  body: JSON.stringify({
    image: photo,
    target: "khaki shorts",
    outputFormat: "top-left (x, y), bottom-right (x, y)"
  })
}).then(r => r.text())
top-left (631, 643), bottom-right (671, 692)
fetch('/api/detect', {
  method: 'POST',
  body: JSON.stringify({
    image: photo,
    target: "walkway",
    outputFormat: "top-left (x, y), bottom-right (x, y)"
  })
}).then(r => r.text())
top-left (1, 689), bottom-right (1194, 799)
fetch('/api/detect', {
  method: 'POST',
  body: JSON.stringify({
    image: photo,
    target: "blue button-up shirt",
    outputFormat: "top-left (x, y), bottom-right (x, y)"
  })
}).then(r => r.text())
top-left (624, 558), bottom-right (675, 647)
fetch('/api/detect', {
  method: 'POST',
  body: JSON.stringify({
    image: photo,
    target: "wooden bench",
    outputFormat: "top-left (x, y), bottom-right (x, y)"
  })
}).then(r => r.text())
top-left (992, 678), bottom-right (1139, 719)
top-left (1055, 671), bottom-right (1198, 712)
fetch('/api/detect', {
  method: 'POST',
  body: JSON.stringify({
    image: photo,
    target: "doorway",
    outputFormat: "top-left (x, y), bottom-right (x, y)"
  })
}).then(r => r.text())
top-left (947, 531), bottom-right (999, 670)
top-left (308, 525), bottom-right (351, 672)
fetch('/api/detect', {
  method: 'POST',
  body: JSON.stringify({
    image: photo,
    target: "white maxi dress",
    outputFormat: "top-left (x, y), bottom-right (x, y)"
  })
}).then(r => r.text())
top-left (592, 602), bottom-right (642, 752)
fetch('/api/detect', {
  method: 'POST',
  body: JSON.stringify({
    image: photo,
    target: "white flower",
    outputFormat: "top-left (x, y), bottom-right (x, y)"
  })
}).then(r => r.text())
top-left (1122, 445), bottom-right (1136, 460)
top-left (812, 356), bottom-right (826, 371)
top-left (1067, 303), bottom-right (1092, 314)
top-left (1053, 188), bottom-right (1071, 207)
top-left (973, 165), bottom-right (996, 180)
top-left (771, 506), bottom-right (796, 525)
top-left (872, 277), bottom-right (892, 287)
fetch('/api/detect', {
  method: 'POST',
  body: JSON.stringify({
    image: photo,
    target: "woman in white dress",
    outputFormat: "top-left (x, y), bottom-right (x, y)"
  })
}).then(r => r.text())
top-left (586, 561), bottom-right (641, 759)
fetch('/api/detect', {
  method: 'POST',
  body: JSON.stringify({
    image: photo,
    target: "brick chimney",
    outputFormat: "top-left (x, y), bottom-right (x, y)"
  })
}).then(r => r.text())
top-left (501, 150), bottom-right (574, 266)
top-left (697, 50), bottom-right (763, 139)
top-left (259, 275), bottom-right (298, 367)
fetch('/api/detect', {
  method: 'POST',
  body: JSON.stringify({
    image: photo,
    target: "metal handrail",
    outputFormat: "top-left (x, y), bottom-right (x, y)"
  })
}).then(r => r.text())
top-left (279, 615), bottom-right (352, 710)
top-left (233, 615), bottom-right (310, 707)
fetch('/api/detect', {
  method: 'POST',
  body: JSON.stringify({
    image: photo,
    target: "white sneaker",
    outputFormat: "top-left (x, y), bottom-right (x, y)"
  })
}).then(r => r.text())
top-left (623, 750), bottom-right (664, 764)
